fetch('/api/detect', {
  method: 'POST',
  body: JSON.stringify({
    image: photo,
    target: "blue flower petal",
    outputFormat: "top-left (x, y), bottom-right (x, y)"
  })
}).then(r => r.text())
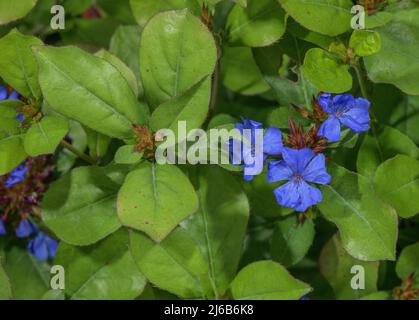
top-left (267, 160), bottom-right (293, 183)
top-left (16, 114), bottom-right (24, 122)
top-left (340, 100), bottom-right (371, 133)
top-left (8, 91), bottom-right (19, 100)
top-left (0, 220), bottom-right (6, 236)
top-left (294, 181), bottom-right (323, 212)
top-left (302, 153), bottom-right (331, 185)
top-left (318, 115), bottom-right (341, 142)
top-left (318, 93), bottom-right (334, 114)
top-left (273, 181), bottom-right (301, 209)
top-left (5, 162), bottom-right (29, 188)
top-left (46, 237), bottom-right (58, 259)
top-left (282, 147), bottom-right (315, 174)
top-left (0, 86), bottom-right (7, 100)
top-left (28, 233), bottom-right (49, 261)
top-left (243, 154), bottom-right (267, 180)
top-left (263, 127), bottom-right (283, 156)
top-left (273, 180), bottom-right (323, 212)
top-left (15, 219), bottom-right (33, 238)
top-left (332, 94), bottom-right (355, 112)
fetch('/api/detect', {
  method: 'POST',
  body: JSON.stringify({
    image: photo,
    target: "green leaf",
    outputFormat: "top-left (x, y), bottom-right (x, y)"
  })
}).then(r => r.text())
top-left (271, 216), bottom-right (315, 267)
top-left (117, 162), bottom-right (199, 242)
top-left (357, 126), bottom-right (419, 180)
top-left (0, 258), bottom-right (11, 300)
top-left (115, 145), bottom-right (143, 164)
top-left (95, 49), bottom-right (139, 97)
top-left (230, 260), bottom-right (311, 300)
top-left (3, 247), bottom-right (50, 299)
top-left (241, 171), bottom-right (293, 217)
top-left (182, 166), bottom-right (249, 296)
top-left (140, 9), bottom-right (217, 109)
top-left (0, 0), bottom-right (37, 25)
top-left (302, 48), bottom-right (352, 93)
top-left (319, 234), bottom-right (379, 299)
top-left (390, 95), bottom-right (419, 146)
top-left (23, 116), bottom-right (69, 156)
top-left (277, 0), bottom-right (352, 36)
top-left (226, 0), bottom-right (287, 47)
top-left (0, 29), bottom-right (42, 99)
top-left (365, 11), bottom-right (393, 29)
top-left (61, 18), bottom-right (119, 48)
top-left (41, 290), bottom-right (66, 300)
top-left (365, 7), bottom-right (419, 95)
top-left (221, 46), bottom-right (270, 95)
top-left (41, 166), bottom-right (122, 246)
top-left (150, 77), bottom-right (210, 135)
top-left (360, 291), bottom-right (392, 300)
top-left (97, 0), bottom-right (136, 24)
top-left (62, 0), bottom-right (93, 16)
top-left (396, 242), bottom-right (419, 281)
top-left (0, 105), bottom-right (27, 175)
top-left (110, 25), bottom-right (143, 97)
top-left (34, 45), bottom-right (148, 141)
top-left (318, 163), bottom-right (398, 261)
top-left (349, 30), bottom-right (381, 57)
top-left (374, 155), bottom-right (419, 219)
top-left (85, 127), bottom-right (112, 160)
top-left (130, 0), bottom-right (201, 27)
top-left (55, 230), bottom-right (146, 300)
top-left (130, 228), bottom-right (212, 299)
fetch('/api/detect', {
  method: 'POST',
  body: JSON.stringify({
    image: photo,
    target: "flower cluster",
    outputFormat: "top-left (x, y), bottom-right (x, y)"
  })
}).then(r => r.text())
top-left (234, 93), bottom-right (371, 213)
top-left (0, 156), bottom-right (58, 261)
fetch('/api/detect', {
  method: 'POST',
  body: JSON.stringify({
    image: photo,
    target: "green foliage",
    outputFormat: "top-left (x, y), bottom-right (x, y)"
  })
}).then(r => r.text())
top-left (0, 0), bottom-right (418, 302)
top-left (230, 260), bottom-right (311, 299)
top-left (0, 29), bottom-right (42, 99)
top-left (0, 0), bottom-right (38, 25)
top-left (226, 0), bottom-right (287, 47)
top-left (55, 230), bottom-right (146, 299)
top-left (42, 166), bottom-right (122, 246)
top-left (319, 235), bottom-right (379, 299)
top-left (271, 216), bottom-right (314, 267)
top-left (140, 9), bottom-right (217, 109)
top-left (117, 162), bottom-right (199, 242)
top-left (302, 48), bottom-right (352, 93)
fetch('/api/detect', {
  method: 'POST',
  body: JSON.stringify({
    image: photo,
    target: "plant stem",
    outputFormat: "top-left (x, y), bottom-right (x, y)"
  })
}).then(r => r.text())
top-left (60, 140), bottom-right (97, 165)
top-left (353, 62), bottom-right (370, 100)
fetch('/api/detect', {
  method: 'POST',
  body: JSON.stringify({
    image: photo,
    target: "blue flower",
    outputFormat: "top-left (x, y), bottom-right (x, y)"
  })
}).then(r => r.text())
top-left (5, 162), bottom-right (29, 188)
top-left (0, 220), bottom-right (6, 236)
top-left (267, 147), bottom-right (331, 212)
top-left (15, 219), bottom-right (34, 238)
top-left (28, 231), bottom-right (58, 261)
top-left (233, 118), bottom-right (283, 181)
top-left (0, 85), bottom-right (19, 101)
top-left (317, 93), bottom-right (370, 142)
top-left (0, 86), bottom-right (7, 100)
top-left (16, 113), bottom-right (24, 122)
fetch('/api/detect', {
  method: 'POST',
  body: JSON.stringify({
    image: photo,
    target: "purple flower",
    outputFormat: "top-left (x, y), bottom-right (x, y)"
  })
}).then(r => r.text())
top-left (317, 93), bottom-right (370, 142)
top-left (0, 219), bottom-right (6, 236)
top-left (0, 85), bottom-right (19, 101)
top-left (15, 219), bottom-right (34, 238)
top-left (233, 118), bottom-right (283, 181)
top-left (267, 147), bottom-right (331, 212)
top-left (28, 231), bottom-right (58, 261)
top-left (5, 162), bottom-right (29, 188)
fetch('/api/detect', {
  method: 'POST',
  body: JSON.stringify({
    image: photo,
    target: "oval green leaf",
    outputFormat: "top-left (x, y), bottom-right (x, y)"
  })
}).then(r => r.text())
top-left (117, 162), bottom-right (199, 242)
